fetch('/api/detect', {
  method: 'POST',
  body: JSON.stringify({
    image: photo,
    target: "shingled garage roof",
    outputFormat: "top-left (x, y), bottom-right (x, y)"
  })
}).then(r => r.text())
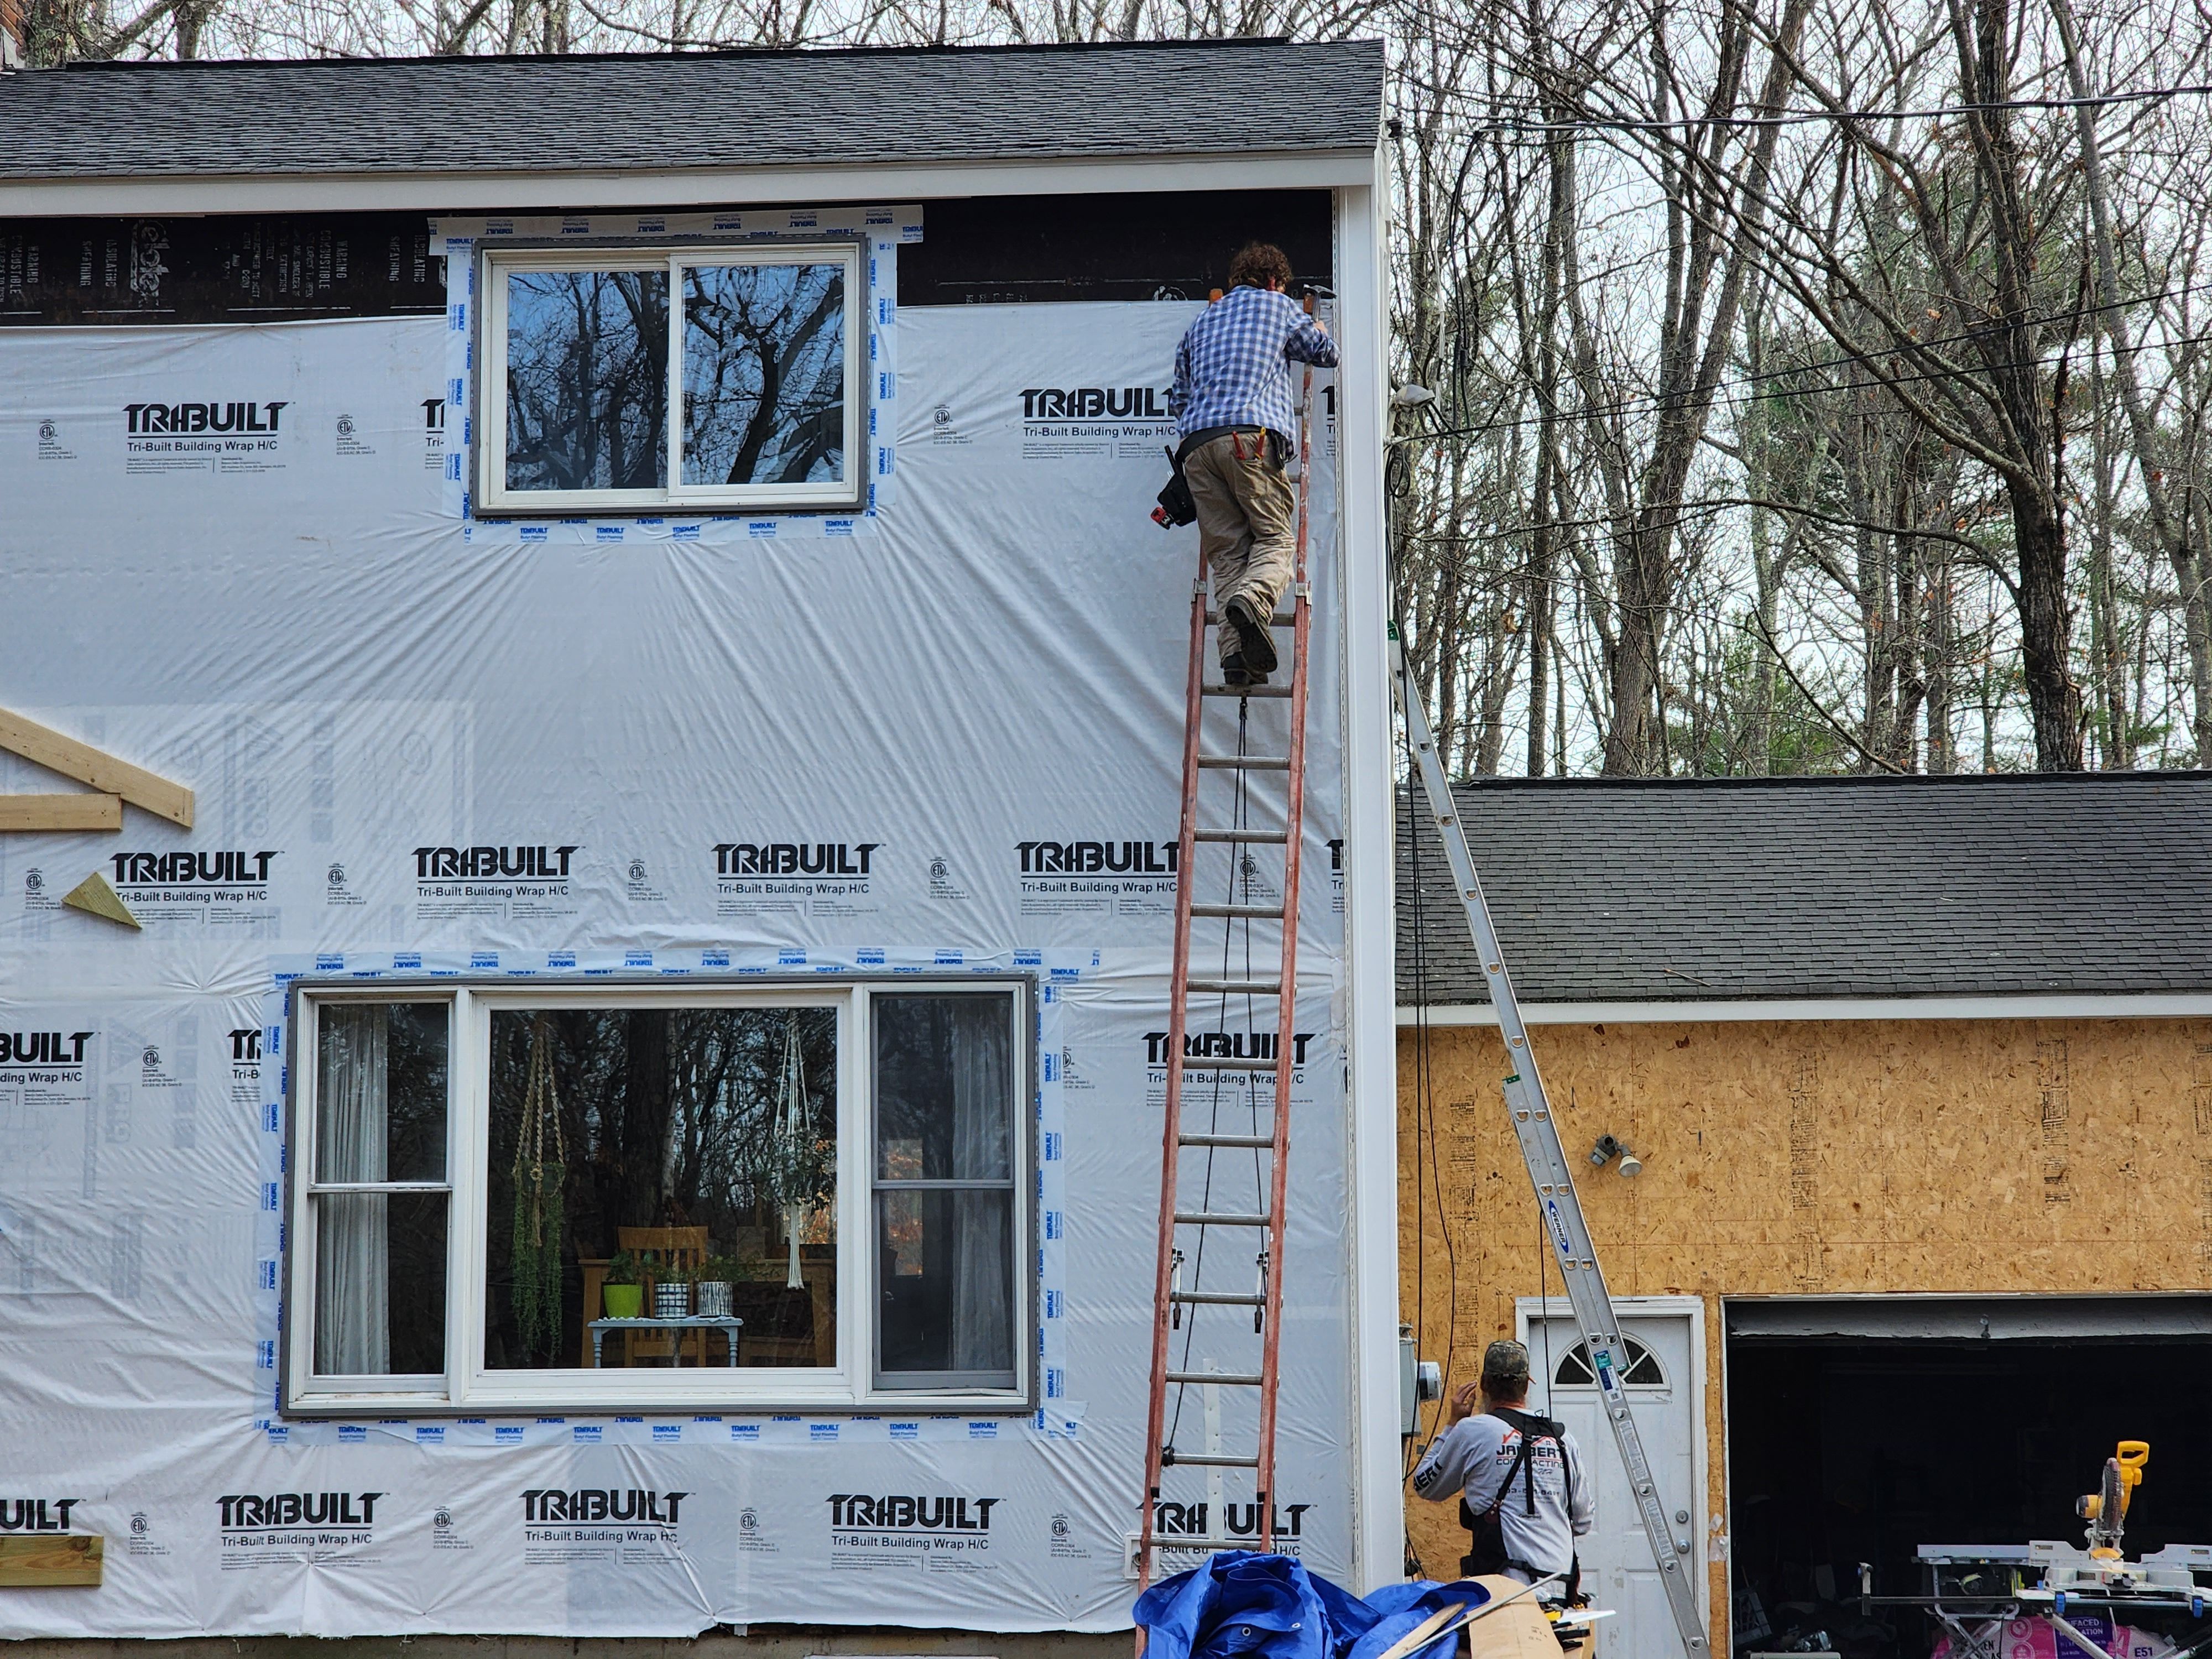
top-left (1397, 771), bottom-right (2212, 1005)
top-left (0, 38), bottom-right (1384, 181)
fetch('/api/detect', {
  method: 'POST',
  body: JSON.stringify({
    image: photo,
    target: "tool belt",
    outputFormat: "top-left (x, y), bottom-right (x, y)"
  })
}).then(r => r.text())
top-left (1176, 424), bottom-right (1288, 468)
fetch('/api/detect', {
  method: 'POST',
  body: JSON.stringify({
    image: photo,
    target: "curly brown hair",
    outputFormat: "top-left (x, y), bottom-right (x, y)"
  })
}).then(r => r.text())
top-left (1227, 242), bottom-right (1294, 292)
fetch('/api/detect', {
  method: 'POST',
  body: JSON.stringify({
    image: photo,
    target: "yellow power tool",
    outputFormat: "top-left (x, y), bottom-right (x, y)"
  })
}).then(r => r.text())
top-left (2079, 1441), bottom-right (2151, 1561)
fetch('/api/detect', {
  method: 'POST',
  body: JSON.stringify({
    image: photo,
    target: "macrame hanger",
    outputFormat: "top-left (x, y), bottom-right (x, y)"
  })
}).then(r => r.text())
top-left (777, 1013), bottom-right (807, 1291)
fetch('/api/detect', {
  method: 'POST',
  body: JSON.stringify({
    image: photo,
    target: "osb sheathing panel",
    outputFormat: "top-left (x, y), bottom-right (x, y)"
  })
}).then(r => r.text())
top-left (1394, 1015), bottom-right (2212, 1645)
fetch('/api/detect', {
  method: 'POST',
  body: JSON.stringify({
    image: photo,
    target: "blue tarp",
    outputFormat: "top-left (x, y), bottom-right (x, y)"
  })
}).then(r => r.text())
top-left (1134, 1552), bottom-right (1493, 1659)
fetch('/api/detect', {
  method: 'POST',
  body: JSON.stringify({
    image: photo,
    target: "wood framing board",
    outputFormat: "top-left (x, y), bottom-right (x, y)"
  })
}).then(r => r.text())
top-left (0, 1533), bottom-right (103, 1587)
top-left (0, 794), bottom-right (123, 832)
top-left (0, 707), bottom-right (193, 828)
top-left (1395, 1011), bottom-right (2212, 1652)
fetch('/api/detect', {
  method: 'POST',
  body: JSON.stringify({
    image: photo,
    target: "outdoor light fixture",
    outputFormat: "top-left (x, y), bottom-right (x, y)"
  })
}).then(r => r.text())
top-left (1590, 1134), bottom-right (1643, 1177)
top-left (1391, 384), bottom-right (1437, 409)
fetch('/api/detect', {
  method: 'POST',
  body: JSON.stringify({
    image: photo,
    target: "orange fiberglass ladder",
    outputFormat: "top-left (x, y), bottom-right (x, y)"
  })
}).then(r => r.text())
top-left (1134, 300), bottom-right (1318, 1598)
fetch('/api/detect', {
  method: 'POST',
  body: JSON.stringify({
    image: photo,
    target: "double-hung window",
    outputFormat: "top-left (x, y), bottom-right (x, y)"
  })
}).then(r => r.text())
top-left (284, 983), bottom-right (1029, 1413)
top-left (479, 243), bottom-right (865, 515)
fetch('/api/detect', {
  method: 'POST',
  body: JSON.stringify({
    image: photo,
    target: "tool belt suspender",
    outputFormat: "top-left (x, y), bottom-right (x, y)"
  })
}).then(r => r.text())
top-left (1458, 1407), bottom-right (1580, 1597)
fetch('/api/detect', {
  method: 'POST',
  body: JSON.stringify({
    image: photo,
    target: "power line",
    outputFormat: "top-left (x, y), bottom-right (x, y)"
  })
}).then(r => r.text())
top-left (1389, 57), bottom-right (2212, 135)
top-left (1397, 286), bottom-right (2212, 446)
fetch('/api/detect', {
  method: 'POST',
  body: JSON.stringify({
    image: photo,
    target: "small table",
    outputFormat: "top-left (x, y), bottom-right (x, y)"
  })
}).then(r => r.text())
top-left (588, 1316), bottom-right (745, 1368)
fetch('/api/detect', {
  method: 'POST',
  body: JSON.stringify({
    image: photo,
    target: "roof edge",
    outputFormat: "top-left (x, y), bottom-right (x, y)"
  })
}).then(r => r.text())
top-left (1432, 768), bottom-right (2212, 792)
top-left (1394, 990), bottom-right (2212, 1026)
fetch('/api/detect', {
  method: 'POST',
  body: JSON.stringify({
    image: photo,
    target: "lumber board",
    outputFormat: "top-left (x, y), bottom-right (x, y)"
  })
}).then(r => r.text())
top-left (0, 1533), bottom-right (103, 1587)
top-left (0, 707), bottom-right (192, 828)
top-left (0, 794), bottom-right (123, 832)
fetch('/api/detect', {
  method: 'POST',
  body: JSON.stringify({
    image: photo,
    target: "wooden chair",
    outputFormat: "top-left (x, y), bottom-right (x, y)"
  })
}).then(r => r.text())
top-left (575, 1225), bottom-right (709, 1368)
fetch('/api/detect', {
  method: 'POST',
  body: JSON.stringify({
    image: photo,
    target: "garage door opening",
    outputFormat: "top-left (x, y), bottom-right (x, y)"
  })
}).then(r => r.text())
top-left (1725, 1298), bottom-right (2212, 1659)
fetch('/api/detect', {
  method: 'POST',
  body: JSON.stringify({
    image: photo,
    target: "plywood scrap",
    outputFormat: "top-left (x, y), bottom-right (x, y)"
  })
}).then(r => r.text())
top-left (0, 1533), bottom-right (103, 1587)
top-left (0, 706), bottom-right (192, 828)
top-left (0, 794), bottom-right (122, 832)
top-left (61, 870), bottom-right (139, 930)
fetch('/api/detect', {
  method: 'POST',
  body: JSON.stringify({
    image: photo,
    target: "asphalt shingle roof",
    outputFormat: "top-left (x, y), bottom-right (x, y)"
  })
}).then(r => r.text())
top-left (0, 38), bottom-right (1385, 180)
top-left (1396, 772), bottom-right (2212, 1004)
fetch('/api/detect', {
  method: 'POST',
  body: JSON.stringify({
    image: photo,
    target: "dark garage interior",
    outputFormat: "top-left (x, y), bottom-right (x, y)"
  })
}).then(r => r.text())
top-left (1726, 1299), bottom-right (2212, 1659)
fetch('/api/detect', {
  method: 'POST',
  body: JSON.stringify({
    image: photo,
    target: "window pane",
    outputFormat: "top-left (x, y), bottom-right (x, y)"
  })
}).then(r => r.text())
top-left (481, 1006), bottom-right (838, 1371)
top-left (877, 1191), bottom-right (1013, 1376)
top-left (680, 261), bottom-right (847, 488)
top-left (874, 996), bottom-right (1012, 1181)
top-left (313, 1192), bottom-right (446, 1375)
top-left (315, 1003), bottom-right (447, 1183)
top-left (504, 268), bottom-right (669, 493)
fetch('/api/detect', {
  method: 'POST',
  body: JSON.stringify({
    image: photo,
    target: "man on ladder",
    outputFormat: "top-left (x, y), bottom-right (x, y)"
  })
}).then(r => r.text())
top-left (1412, 1340), bottom-right (1594, 1595)
top-left (1168, 242), bottom-right (1339, 688)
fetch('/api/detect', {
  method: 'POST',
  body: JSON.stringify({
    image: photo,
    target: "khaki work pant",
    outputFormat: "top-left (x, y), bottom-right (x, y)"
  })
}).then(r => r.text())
top-left (1184, 431), bottom-right (1295, 667)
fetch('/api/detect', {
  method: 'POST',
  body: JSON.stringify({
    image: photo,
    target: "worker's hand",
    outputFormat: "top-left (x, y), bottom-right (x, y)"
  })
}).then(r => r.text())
top-left (1447, 1380), bottom-right (1481, 1424)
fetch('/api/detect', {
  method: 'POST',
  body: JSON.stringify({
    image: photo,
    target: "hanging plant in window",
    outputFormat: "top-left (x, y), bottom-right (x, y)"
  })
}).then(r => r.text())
top-left (750, 1014), bottom-right (832, 1291)
top-left (511, 1015), bottom-right (567, 1357)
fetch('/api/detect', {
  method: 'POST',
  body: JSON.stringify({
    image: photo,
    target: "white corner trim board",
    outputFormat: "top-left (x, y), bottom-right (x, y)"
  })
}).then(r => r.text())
top-left (1396, 992), bottom-right (2212, 1026)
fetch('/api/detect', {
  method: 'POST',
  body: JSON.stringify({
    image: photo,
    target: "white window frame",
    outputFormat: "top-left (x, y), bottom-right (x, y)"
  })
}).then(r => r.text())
top-left (283, 980), bottom-right (1031, 1416)
top-left (476, 241), bottom-right (867, 517)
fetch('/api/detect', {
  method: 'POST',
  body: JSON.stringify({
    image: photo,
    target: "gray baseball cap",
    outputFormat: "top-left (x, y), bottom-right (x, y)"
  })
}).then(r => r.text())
top-left (1481, 1339), bottom-right (1532, 1383)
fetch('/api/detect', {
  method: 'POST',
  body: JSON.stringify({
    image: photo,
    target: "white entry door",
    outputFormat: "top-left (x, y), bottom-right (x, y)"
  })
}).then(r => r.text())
top-left (1519, 1300), bottom-right (1704, 1659)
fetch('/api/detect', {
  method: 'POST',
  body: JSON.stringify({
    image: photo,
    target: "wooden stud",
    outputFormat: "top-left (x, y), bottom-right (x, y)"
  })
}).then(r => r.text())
top-left (0, 707), bottom-right (192, 828)
top-left (0, 1534), bottom-right (103, 1587)
top-left (0, 794), bottom-right (122, 832)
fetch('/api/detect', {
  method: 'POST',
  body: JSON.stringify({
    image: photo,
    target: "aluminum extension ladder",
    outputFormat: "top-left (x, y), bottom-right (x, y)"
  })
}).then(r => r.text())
top-left (1134, 346), bottom-right (1318, 1596)
top-left (1390, 624), bottom-right (1709, 1659)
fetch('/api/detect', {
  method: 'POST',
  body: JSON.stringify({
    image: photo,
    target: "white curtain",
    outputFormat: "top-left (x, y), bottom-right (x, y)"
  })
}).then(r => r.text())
top-left (315, 1006), bottom-right (389, 1375)
top-left (947, 999), bottom-right (1011, 1373)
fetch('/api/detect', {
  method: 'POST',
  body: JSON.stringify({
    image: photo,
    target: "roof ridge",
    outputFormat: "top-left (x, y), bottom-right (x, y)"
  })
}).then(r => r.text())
top-left (49, 34), bottom-right (1348, 74)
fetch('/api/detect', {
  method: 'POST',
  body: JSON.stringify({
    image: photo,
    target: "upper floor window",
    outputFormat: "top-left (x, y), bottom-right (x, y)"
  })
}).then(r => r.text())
top-left (284, 982), bottom-right (1027, 1414)
top-left (479, 243), bottom-right (864, 515)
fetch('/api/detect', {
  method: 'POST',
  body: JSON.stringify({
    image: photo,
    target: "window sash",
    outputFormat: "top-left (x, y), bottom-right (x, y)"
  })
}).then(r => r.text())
top-left (284, 980), bottom-right (1030, 1415)
top-left (867, 988), bottom-right (1023, 1393)
top-left (476, 243), bottom-right (866, 517)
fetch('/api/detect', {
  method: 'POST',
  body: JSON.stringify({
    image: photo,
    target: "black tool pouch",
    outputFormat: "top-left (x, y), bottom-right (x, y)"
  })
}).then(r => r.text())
top-left (1151, 444), bottom-right (1197, 528)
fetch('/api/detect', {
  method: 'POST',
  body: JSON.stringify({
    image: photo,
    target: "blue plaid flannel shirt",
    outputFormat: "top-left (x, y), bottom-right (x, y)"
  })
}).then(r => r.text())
top-left (1168, 285), bottom-right (1339, 457)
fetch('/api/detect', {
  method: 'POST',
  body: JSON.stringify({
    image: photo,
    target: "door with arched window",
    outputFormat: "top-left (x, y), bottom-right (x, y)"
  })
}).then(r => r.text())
top-left (1517, 1299), bottom-right (1706, 1659)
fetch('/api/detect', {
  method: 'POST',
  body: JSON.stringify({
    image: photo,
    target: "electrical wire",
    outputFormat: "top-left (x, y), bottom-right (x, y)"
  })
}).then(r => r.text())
top-left (1395, 279), bottom-right (2212, 448)
top-left (1389, 75), bottom-right (2212, 135)
top-left (1397, 616), bottom-right (1465, 1502)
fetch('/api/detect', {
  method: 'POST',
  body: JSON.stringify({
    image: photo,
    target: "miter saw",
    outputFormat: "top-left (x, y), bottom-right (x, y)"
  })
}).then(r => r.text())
top-left (1856, 1443), bottom-right (2212, 1659)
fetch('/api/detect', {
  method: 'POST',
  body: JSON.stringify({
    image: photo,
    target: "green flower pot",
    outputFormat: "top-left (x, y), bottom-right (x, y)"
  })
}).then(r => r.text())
top-left (602, 1283), bottom-right (643, 1319)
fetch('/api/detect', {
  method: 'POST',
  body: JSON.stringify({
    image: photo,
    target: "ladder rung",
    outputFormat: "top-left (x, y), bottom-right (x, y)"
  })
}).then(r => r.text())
top-left (1187, 977), bottom-right (1281, 996)
top-left (1193, 828), bottom-right (1286, 843)
top-left (1191, 902), bottom-right (1284, 920)
top-left (1202, 683), bottom-right (1293, 698)
top-left (1165, 1370), bottom-right (1264, 1386)
top-left (1179, 1133), bottom-right (1275, 1148)
top-left (1204, 610), bottom-right (1297, 627)
top-left (1175, 1211), bottom-right (1271, 1227)
top-left (1165, 1452), bottom-right (1261, 1468)
top-left (1198, 754), bottom-right (1291, 770)
top-left (1170, 1290), bottom-right (1267, 1305)
top-left (1172, 1055), bottom-right (1282, 1073)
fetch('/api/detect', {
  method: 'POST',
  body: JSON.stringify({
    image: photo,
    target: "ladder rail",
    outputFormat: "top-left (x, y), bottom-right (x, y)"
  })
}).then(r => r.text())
top-left (1256, 356), bottom-right (1315, 1556)
top-left (1139, 564), bottom-right (1212, 1585)
top-left (1390, 628), bottom-right (1709, 1659)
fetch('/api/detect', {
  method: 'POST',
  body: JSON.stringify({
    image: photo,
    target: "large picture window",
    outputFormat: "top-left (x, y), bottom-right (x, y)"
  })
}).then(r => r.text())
top-left (284, 983), bottom-right (1027, 1413)
top-left (479, 243), bottom-right (865, 515)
